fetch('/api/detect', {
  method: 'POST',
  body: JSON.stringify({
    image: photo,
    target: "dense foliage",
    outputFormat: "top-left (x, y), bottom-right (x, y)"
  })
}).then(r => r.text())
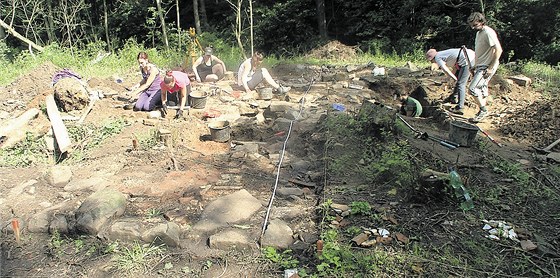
top-left (1, 0), bottom-right (559, 64)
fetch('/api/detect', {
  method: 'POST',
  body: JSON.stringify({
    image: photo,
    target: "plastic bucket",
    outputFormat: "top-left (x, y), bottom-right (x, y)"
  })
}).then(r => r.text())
top-left (449, 121), bottom-right (478, 147)
top-left (257, 87), bottom-right (273, 100)
top-left (208, 121), bottom-right (231, 142)
top-left (189, 91), bottom-right (208, 109)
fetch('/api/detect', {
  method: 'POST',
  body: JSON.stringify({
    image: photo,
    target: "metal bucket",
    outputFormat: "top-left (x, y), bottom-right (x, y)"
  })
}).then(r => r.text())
top-left (189, 91), bottom-right (208, 109)
top-left (449, 121), bottom-right (478, 147)
top-left (208, 121), bottom-right (231, 142)
top-left (257, 87), bottom-right (273, 100)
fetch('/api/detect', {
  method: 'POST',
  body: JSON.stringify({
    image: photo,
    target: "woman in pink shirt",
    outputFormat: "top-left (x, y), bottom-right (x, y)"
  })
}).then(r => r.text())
top-left (160, 70), bottom-right (192, 118)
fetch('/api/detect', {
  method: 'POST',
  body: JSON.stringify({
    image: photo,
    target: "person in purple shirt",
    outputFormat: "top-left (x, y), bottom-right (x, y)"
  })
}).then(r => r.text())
top-left (131, 52), bottom-right (162, 111)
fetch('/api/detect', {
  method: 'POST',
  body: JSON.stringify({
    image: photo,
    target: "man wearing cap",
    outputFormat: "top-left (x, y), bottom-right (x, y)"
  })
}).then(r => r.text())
top-left (426, 47), bottom-right (475, 115)
top-left (192, 47), bottom-right (227, 83)
top-left (467, 12), bottom-right (503, 122)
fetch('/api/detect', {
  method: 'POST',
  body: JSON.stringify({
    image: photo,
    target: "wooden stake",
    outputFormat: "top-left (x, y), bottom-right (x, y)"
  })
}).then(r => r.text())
top-left (12, 218), bottom-right (21, 244)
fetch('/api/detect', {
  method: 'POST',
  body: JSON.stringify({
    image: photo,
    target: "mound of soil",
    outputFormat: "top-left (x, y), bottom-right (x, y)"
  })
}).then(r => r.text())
top-left (499, 100), bottom-right (560, 147)
top-left (306, 40), bottom-right (359, 60)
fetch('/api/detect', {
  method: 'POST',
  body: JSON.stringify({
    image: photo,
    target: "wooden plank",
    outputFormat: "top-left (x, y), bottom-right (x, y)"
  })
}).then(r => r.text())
top-left (45, 95), bottom-right (72, 153)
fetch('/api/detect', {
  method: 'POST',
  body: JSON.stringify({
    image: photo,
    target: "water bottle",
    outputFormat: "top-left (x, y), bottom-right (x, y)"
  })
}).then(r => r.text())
top-left (449, 170), bottom-right (474, 211)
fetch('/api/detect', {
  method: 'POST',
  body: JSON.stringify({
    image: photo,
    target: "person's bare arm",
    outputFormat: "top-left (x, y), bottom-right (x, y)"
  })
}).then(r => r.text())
top-left (192, 57), bottom-right (203, 82)
top-left (240, 60), bottom-right (252, 93)
top-left (179, 86), bottom-right (187, 110)
top-left (213, 56), bottom-right (227, 72)
top-left (440, 64), bottom-right (457, 82)
top-left (139, 66), bottom-right (159, 92)
top-left (489, 44), bottom-right (503, 75)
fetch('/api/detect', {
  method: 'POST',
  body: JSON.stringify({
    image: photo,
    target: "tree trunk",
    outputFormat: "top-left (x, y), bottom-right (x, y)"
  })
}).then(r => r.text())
top-left (193, 0), bottom-right (201, 34)
top-left (155, 0), bottom-right (170, 51)
top-left (479, 0), bottom-right (485, 14)
top-left (249, 0), bottom-right (253, 56)
top-left (199, 0), bottom-right (209, 30)
top-left (44, 0), bottom-right (55, 43)
top-left (176, 0), bottom-right (181, 50)
top-left (103, 0), bottom-right (111, 51)
top-left (316, 0), bottom-right (327, 39)
top-left (0, 18), bottom-right (44, 52)
top-left (226, 0), bottom-right (245, 57)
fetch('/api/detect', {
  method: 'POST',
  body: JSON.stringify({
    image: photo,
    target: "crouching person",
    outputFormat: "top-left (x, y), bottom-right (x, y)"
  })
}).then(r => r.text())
top-left (160, 70), bottom-right (192, 119)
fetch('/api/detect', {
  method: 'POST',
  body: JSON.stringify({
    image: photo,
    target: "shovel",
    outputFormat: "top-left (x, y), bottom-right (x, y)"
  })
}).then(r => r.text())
top-left (532, 138), bottom-right (560, 154)
top-left (418, 132), bottom-right (459, 150)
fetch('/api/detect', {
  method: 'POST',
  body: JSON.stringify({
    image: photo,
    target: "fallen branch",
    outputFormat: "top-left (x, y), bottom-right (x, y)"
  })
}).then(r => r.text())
top-left (78, 98), bottom-right (96, 124)
top-left (0, 18), bottom-right (44, 52)
top-left (533, 166), bottom-right (557, 188)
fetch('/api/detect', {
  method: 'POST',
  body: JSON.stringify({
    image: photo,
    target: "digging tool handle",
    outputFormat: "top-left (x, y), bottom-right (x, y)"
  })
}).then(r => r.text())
top-left (426, 134), bottom-right (460, 148)
top-left (424, 133), bottom-right (457, 150)
top-left (396, 114), bottom-right (418, 133)
top-left (439, 140), bottom-right (458, 150)
top-left (478, 127), bottom-right (503, 147)
top-left (461, 45), bottom-right (473, 71)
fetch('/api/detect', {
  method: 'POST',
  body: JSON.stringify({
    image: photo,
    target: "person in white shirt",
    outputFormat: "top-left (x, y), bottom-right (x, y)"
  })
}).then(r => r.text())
top-left (467, 12), bottom-right (503, 122)
top-left (426, 47), bottom-right (475, 115)
top-left (237, 51), bottom-right (290, 94)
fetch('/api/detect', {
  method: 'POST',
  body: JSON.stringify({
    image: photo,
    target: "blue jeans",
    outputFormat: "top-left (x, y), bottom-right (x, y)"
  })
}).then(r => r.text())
top-left (469, 65), bottom-right (489, 98)
top-left (453, 66), bottom-right (470, 109)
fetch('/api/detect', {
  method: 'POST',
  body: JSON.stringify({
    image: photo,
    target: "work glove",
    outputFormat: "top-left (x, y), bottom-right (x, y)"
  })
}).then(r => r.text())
top-left (174, 109), bottom-right (183, 119)
top-left (160, 103), bottom-right (168, 118)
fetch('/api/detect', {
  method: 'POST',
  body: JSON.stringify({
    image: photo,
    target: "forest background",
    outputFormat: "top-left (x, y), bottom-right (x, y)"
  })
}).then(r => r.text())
top-left (1, 0), bottom-right (559, 73)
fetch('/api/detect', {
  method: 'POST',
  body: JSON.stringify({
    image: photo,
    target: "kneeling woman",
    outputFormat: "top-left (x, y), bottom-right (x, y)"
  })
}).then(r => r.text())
top-left (132, 52), bottom-right (162, 111)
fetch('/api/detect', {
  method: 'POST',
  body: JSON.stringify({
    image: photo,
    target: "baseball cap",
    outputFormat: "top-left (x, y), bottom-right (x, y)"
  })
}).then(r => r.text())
top-left (204, 47), bottom-right (213, 56)
top-left (426, 49), bottom-right (437, 61)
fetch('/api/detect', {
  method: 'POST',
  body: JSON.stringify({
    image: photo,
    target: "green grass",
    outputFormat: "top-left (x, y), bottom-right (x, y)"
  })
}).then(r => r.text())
top-left (136, 129), bottom-right (160, 150)
top-left (0, 132), bottom-right (49, 167)
top-left (65, 117), bottom-right (128, 162)
top-left (0, 39), bottom-right (430, 87)
top-left (112, 241), bottom-right (164, 273)
top-left (0, 118), bottom-right (128, 166)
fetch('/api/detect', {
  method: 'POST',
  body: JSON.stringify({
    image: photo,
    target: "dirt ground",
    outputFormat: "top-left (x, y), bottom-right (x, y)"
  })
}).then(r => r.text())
top-left (0, 42), bottom-right (559, 277)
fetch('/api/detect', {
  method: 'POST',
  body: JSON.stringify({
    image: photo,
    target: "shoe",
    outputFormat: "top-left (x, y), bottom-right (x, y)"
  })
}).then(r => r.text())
top-left (469, 110), bottom-right (488, 123)
top-left (449, 106), bottom-right (464, 115)
top-left (276, 86), bottom-right (291, 94)
top-left (445, 94), bottom-right (458, 104)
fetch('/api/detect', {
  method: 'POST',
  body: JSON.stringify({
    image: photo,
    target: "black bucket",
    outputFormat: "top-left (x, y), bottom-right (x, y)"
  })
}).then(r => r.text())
top-left (189, 91), bottom-right (208, 109)
top-left (208, 121), bottom-right (231, 142)
top-left (449, 121), bottom-right (478, 147)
